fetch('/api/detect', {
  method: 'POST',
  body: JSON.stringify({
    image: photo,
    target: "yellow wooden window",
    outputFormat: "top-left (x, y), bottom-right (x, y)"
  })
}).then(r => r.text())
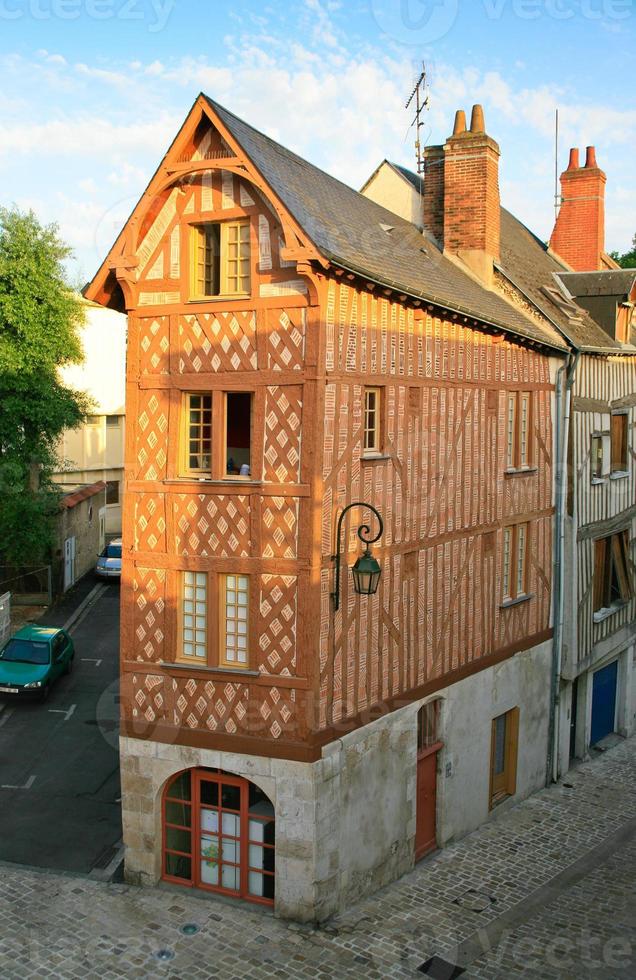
top-left (502, 523), bottom-right (528, 602)
top-left (594, 531), bottom-right (632, 612)
top-left (179, 571), bottom-right (208, 661)
top-left (183, 393), bottom-right (212, 474)
top-left (222, 221), bottom-right (251, 295)
top-left (490, 707), bottom-right (519, 807)
top-left (505, 392), bottom-right (532, 470)
top-left (220, 574), bottom-right (249, 668)
top-left (611, 413), bottom-right (628, 473)
top-left (190, 221), bottom-right (250, 298)
top-left (363, 387), bottom-right (381, 454)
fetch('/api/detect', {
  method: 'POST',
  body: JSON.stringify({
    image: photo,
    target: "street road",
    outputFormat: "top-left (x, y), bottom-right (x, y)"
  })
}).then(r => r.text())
top-left (0, 581), bottom-right (121, 875)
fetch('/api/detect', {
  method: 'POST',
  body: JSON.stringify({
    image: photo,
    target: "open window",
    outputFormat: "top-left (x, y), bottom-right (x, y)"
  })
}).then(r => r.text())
top-left (611, 412), bottom-right (628, 474)
top-left (225, 392), bottom-right (252, 478)
top-left (594, 531), bottom-right (632, 617)
top-left (191, 220), bottom-right (251, 299)
top-left (183, 393), bottom-right (212, 476)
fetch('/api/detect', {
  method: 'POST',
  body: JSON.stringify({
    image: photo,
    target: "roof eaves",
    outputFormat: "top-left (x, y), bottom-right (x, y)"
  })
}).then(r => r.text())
top-left (326, 253), bottom-right (569, 354)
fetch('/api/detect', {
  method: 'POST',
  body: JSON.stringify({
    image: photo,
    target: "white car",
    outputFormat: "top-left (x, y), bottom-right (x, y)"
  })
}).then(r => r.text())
top-left (95, 539), bottom-right (122, 579)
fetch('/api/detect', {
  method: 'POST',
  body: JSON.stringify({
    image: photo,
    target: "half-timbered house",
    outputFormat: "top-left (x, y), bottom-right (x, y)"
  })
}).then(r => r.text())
top-left (85, 96), bottom-right (570, 921)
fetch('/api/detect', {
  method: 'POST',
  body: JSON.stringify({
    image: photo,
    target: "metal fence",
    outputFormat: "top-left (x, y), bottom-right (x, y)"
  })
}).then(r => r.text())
top-left (0, 566), bottom-right (52, 606)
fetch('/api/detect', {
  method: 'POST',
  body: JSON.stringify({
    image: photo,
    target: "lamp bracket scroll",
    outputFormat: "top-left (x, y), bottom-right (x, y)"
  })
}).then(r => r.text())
top-left (330, 502), bottom-right (384, 611)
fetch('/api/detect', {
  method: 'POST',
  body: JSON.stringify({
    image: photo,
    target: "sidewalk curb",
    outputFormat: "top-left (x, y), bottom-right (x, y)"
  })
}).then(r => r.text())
top-left (63, 583), bottom-right (107, 633)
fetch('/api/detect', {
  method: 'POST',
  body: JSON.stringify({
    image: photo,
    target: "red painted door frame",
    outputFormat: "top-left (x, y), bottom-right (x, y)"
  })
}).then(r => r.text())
top-left (415, 741), bottom-right (442, 861)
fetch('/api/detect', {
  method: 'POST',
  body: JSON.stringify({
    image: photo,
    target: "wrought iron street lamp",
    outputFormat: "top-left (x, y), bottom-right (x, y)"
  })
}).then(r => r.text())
top-left (331, 502), bottom-right (384, 611)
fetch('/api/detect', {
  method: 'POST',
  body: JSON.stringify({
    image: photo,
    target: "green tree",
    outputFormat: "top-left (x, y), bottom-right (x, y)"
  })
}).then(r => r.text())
top-left (0, 208), bottom-right (90, 564)
top-left (609, 234), bottom-right (636, 269)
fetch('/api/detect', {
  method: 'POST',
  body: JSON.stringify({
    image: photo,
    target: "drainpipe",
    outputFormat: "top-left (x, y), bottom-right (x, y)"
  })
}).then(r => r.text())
top-left (547, 348), bottom-right (580, 785)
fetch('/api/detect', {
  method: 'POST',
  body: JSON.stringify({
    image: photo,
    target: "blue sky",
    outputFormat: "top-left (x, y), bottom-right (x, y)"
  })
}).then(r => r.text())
top-left (1, 0), bottom-right (634, 283)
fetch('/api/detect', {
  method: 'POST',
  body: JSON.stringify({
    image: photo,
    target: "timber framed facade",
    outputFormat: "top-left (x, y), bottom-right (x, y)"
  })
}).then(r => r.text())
top-left (87, 94), bottom-right (614, 920)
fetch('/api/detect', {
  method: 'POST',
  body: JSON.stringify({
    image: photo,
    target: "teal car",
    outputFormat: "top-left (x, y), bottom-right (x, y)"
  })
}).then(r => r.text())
top-left (0, 625), bottom-right (75, 701)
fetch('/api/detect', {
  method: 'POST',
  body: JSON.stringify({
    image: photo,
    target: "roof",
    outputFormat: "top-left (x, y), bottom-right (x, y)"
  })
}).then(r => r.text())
top-left (557, 270), bottom-right (636, 298)
top-left (11, 625), bottom-right (59, 640)
top-left (497, 209), bottom-right (633, 352)
top-left (60, 481), bottom-right (106, 510)
top-left (205, 96), bottom-right (567, 353)
top-left (365, 157), bottom-right (635, 355)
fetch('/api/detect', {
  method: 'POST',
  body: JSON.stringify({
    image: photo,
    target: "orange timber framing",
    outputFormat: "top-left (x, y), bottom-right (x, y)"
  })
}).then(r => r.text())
top-left (85, 94), bottom-right (555, 765)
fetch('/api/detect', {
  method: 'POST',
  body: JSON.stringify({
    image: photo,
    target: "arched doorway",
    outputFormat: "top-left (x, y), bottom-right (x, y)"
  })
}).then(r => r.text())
top-left (162, 768), bottom-right (275, 905)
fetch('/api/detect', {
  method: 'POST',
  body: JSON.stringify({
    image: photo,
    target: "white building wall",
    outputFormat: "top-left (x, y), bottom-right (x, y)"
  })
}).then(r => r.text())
top-left (54, 300), bottom-right (127, 534)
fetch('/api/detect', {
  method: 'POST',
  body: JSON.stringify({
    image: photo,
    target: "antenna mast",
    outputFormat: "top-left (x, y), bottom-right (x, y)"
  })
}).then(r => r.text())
top-left (406, 63), bottom-right (429, 175)
top-left (554, 108), bottom-right (560, 221)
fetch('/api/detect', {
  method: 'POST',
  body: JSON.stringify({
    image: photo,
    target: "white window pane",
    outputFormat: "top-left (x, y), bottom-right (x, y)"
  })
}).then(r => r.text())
top-left (222, 812), bottom-right (240, 834)
top-left (195, 616), bottom-right (206, 629)
top-left (248, 871), bottom-right (264, 896)
top-left (237, 621), bottom-right (247, 635)
top-left (226, 576), bottom-right (235, 588)
top-left (225, 648), bottom-right (235, 661)
top-left (226, 621), bottom-right (236, 633)
top-left (221, 865), bottom-right (239, 890)
top-left (237, 636), bottom-right (247, 649)
top-left (183, 643), bottom-right (194, 656)
top-left (237, 576), bottom-right (248, 589)
top-left (248, 819), bottom-right (264, 841)
top-left (226, 605), bottom-right (235, 619)
top-left (183, 600), bottom-right (194, 613)
top-left (183, 629), bottom-right (193, 641)
top-left (226, 590), bottom-right (236, 604)
top-left (237, 607), bottom-right (247, 620)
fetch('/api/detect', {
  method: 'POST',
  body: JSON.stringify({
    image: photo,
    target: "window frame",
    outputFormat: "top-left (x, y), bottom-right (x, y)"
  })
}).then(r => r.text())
top-left (593, 530), bottom-right (632, 616)
top-left (610, 411), bottom-right (629, 475)
top-left (181, 392), bottom-right (213, 478)
top-left (177, 570), bottom-right (209, 664)
top-left (362, 386), bottom-right (383, 456)
top-left (174, 570), bottom-right (254, 671)
top-left (489, 707), bottom-right (519, 808)
top-left (105, 415), bottom-right (121, 428)
top-left (505, 391), bottom-right (533, 471)
top-left (502, 522), bottom-right (530, 604)
top-left (219, 573), bottom-right (250, 670)
top-left (189, 219), bottom-right (251, 301)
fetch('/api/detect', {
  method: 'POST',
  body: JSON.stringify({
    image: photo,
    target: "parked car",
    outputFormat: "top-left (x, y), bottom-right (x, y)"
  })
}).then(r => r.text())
top-left (0, 625), bottom-right (75, 701)
top-left (95, 538), bottom-right (122, 579)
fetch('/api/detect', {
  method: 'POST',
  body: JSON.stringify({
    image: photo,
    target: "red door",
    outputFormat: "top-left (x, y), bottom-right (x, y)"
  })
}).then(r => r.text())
top-left (415, 743), bottom-right (440, 860)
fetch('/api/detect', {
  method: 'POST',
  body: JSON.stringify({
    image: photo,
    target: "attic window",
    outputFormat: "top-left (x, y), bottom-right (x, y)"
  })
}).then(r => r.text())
top-left (190, 221), bottom-right (251, 298)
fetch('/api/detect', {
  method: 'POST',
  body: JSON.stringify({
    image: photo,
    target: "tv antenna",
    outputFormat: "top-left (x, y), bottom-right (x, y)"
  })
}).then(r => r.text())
top-left (554, 108), bottom-right (560, 221)
top-left (405, 63), bottom-right (429, 175)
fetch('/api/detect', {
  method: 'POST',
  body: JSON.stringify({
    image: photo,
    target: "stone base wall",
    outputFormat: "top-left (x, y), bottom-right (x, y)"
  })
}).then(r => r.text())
top-left (120, 640), bottom-right (553, 922)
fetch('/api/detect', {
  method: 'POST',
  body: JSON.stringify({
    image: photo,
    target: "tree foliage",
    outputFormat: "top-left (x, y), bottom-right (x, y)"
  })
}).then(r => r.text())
top-left (609, 234), bottom-right (636, 269)
top-left (0, 208), bottom-right (89, 564)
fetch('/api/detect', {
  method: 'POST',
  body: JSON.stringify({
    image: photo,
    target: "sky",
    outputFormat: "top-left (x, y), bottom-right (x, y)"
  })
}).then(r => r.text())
top-left (1, 0), bottom-right (634, 284)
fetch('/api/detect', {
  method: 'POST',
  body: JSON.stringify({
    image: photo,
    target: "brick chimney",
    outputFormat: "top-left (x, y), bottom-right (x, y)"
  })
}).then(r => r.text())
top-left (550, 146), bottom-right (606, 271)
top-left (423, 104), bottom-right (501, 285)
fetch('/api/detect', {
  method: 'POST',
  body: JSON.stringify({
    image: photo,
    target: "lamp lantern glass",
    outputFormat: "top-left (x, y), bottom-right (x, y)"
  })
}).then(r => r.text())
top-left (351, 548), bottom-right (382, 596)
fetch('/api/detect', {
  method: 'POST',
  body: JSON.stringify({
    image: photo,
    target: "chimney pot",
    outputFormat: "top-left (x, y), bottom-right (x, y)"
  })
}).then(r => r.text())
top-left (470, 104), bottom-right (485, 134)
top-left (585, 145), bottom-right (597, 168)
top-left (452, 109), bottom-right (467, 136)
top-left (567, 147), bottom-right (580, 171)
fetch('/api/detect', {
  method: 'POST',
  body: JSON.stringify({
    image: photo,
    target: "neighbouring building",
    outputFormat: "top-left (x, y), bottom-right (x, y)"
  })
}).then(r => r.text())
top-left (546, 149), bottom-right (636, 774)
top-left (365, 142), bottom-right (636, 783)
top-left (55, 481), bottom-right (107, 593)
top-left (84, 94), bottom-right (631, 921)
top-left (54, 298), bottom-right (127, 535)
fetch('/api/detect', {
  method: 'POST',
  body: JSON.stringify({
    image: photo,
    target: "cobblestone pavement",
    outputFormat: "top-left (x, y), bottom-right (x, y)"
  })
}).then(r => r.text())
top-left (1, 738), bottom-right (634, 979)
